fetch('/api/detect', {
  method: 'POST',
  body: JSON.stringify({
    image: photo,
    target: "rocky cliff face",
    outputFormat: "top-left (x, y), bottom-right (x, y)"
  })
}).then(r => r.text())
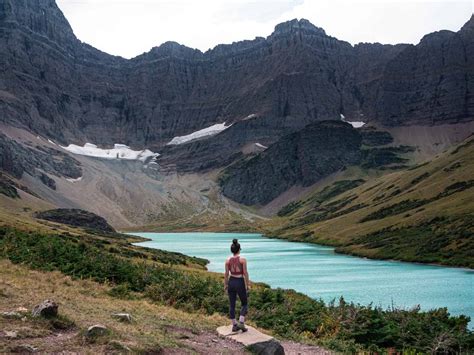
top-left (219, 122), bottom-right (417, 205)
top-left (1, 1), bottom-right (473, 158)
top-left (220, 121), bottom-right (363, 205)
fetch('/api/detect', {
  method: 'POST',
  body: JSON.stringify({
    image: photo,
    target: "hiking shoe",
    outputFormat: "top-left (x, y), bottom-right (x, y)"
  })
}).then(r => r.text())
top-left (232, 324), bottom-right (240, 332)
top-left (237, 322), bottom-right (248, 332)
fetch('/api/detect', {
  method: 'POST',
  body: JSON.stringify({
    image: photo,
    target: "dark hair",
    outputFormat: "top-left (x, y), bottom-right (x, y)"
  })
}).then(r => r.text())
top-left (231, 239), bottom-right (241, 254)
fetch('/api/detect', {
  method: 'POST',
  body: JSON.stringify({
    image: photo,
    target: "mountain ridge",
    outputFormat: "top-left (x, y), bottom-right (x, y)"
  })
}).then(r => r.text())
top-left (1, 0), bottom-right (472, 154)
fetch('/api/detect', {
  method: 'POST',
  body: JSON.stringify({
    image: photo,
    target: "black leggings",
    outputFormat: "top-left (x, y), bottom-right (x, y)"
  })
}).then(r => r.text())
top-left (228, 276), bottom-right (248, 319)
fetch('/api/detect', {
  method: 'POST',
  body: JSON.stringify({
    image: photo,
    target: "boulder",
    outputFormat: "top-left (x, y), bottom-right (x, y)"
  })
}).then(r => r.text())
top-left (247, 339), bottom-right (285, 355)
top-left (217, 325), bottom-right (285, 355)
top-left (86, 324), bottom-right (109, 338)
top-left (32, 300), bottom-right (58, 318)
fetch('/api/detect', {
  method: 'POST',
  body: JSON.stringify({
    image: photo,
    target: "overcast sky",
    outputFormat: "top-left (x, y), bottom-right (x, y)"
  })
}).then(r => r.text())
top-left (56, 0), bottom-right (473, 59)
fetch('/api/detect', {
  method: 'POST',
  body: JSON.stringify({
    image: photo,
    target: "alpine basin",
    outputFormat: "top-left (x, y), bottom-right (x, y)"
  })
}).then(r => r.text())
top-left (131, 232), bottom-right (474, 324)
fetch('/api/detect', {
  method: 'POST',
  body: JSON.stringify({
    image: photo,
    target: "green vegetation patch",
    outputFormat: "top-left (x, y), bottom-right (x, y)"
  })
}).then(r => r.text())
top-left (361, 180), bottom-right (474, 223)
top-left (360, 199), bottom-right (427, 222)
top-left (361, 130), bottom-right (394, 147)
top-left (451, 137), bottom-right (474, 155)
top-left (361, 146), bottom-right (414, 169)
top-left (342, 215), bottom-right (474, 268)
top-left (407, 161), bottom-right (430, 171)
top-left (410, 172), bottom-right (430, 186)
top-left (443, 161), bottom-right (462, 172)
top-left (278, 180), bottom-right (365, 217)
top-left (0, 178), bottom-right (19, 198)
top-left (277, 201), bottom-right (303, 217)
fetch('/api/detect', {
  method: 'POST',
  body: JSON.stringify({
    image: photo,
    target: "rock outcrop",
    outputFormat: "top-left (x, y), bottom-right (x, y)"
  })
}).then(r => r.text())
top-left (35, 209), bottom-right (115, 233)
top-left (220, 121), bottom-right (363, 205)
top-left (86, 324), bottom-right (109, 339)
top-left (32, 300), bottom-right (58, 318)
top-left (219, 121), bottom-right (414, 205)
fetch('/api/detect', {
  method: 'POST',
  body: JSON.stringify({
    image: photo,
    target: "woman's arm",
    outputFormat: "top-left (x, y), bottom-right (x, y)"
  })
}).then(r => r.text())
top-left (241, 257), bottom-right (250, 290)
top-left (224, 259), bottom-right (229, 291)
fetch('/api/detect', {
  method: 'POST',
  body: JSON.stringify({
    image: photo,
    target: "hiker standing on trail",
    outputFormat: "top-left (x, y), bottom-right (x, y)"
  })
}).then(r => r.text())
top-left (224, 239), bottom-right (250, 332)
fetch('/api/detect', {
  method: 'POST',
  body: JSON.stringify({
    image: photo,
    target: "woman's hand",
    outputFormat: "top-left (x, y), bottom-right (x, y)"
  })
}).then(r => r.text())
top-left (224, 284), bottom-right (228, 293)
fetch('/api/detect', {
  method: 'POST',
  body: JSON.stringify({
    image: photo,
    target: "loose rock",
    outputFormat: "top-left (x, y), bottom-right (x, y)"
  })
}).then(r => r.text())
top-left (16, 307), bottom-right (29, 313)
top-left (1, 311), bottom-right (22, 319)
top-left (108, 340), bottom-right (132, 352)
top-left (86, 324), bottom-right (109, 338)
top-left (32, 300), bottom-right (58, 318)
top-left (5, 330), bottom-right (18, 339)
top-left (112, 313), bottom-right (132, 323)
top-left (11, 344), bottom-right (38, 353)
top-left (246, 339), bottom-right (285, 355)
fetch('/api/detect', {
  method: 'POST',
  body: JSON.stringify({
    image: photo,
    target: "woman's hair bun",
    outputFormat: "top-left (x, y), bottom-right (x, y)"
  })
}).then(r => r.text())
top-left (232, 239), bottom-right (238, 244)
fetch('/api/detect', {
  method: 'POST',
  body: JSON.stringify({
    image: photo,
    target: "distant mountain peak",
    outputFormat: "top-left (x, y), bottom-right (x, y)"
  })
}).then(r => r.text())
top-left (138, 41), bottom-right (202, 60)
top-left (271, 18), bottom-right (326, 37)
top-left (460, 13), bottom-right (474, 33)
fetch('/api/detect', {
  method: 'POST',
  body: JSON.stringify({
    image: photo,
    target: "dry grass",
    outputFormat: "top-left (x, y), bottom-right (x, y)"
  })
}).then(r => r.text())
top-left (0, 260), bottom-right (235, 353)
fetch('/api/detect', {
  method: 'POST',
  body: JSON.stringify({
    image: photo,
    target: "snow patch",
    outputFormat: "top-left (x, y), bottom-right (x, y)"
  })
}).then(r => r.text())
top-left (255, 143), bottom-right (268, 149)
top-left (347, 121), bottom-right (366, 128)
top-left (243, 113), bottom-right (258, 121)
top-left (340, 113), bottom-right (366, 128)
top-left (47, 139), bottom-right (56, 146)
top-left (61, 143), bottom-right (159, 162)
top-left (66, 176), bottom-right (82, 183)
top-left (167, 122), bottom-right (231, 145)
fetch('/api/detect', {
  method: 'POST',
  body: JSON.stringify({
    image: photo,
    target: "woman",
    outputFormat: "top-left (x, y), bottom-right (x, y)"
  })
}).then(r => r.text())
top-left (224, 239), bottom-right (250, 332)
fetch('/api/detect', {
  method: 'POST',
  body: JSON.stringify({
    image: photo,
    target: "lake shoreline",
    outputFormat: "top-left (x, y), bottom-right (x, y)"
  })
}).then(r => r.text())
top-left (130, 231), bottom-right (474, 329)
top-left (123, 226), bottom-right (474, 270)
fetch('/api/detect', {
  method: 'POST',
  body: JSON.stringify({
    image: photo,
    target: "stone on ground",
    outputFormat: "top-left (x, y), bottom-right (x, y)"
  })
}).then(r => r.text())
top-left (31, 299), bottom-right (58, 318)
top-left (217, 325), bottom-right (285, 355)
top-left (86, 324), bottom-right (109, 338)
top-left (1, 311), bottom-right (22, 319)
top-left (11, 344), bottom-right (38, 353)
top-left (112, 312), bottom-right (132, 323)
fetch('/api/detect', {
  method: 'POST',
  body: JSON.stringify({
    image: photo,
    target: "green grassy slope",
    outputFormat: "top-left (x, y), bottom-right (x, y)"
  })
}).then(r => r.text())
top-left (264, 136), bottom-right (474, 268)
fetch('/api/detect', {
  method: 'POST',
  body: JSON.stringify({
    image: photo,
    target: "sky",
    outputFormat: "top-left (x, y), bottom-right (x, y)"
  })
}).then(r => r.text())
top-left (56, 0), bottom-right (473, 59)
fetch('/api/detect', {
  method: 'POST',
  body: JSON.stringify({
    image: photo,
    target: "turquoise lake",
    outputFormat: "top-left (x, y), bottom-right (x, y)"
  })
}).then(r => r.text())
top-left (131, 232), bottom-right (474, 324)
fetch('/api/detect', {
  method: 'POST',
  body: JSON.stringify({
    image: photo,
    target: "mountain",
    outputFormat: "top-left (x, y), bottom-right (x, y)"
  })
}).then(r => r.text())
top-left (0, 0), bottom-right (473, 235)
top-left (1, 1), bottom-right (473, 153)
top-left (0, 4), bottom-right (473, 353)
top-left (220, 121), bottom-right (363, 205)
top-left (219, 121), bottom-right (419, 205)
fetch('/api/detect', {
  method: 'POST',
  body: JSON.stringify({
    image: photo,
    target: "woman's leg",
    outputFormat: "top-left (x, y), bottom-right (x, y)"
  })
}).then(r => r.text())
top-left (237, 279), bottom-right (248, 323)
top-left (228, 279), bottom-right (237, 324)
